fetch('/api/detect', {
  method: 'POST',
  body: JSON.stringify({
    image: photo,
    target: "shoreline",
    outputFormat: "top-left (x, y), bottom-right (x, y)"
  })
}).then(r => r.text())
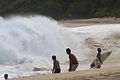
top-left (10, 66), bottom-right (120, 80)
top-left (58, 18), bottom-right (120, 27)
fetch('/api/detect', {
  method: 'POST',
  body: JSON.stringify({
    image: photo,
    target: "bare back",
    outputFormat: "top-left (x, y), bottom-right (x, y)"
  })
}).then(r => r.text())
top-left (69, 54), bottom-right (78, 64)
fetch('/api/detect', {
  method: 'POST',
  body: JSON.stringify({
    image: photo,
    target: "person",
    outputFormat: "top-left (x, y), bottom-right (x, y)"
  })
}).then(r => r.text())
top-left (96, 48), bottom-right (103, 68)
top-left (4, 74), bottom-right (8, 80)
top-left (66, 48), bottom-right (78, 72)
top-left (52, 55), bottom-right (61, 74)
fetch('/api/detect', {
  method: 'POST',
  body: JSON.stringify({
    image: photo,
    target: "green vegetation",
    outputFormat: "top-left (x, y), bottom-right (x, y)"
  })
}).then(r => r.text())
top-left (0, 0), bottom-right (120, 20)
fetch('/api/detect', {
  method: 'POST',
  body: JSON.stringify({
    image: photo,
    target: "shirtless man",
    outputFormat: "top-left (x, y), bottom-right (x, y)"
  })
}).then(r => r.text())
top-left (96, 48), bottom-right (103, 68)
top-left (66, 48), bottom-right (78, 71)
top-left (52, 55), bottom-right (61, 73)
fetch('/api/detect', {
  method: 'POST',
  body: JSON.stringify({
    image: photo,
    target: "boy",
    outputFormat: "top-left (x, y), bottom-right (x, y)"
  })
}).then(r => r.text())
top-left (52, 55), bottom-right (61, 73)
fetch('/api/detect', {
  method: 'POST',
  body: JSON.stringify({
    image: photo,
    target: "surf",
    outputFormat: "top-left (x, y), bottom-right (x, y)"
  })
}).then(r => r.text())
top-left (0, 15), bottom-right (120, 79)
top-left (0, 15), bottom-right (88, 79)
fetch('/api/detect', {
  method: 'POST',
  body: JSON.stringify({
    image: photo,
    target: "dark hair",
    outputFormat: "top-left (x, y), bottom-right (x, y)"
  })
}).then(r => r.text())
top-left (97, 48), bottom-right (101, 52)
top-left (52, 55), bottom-right (56, 60)
top-left (4, 74), bottom-right (8, 79)
top-left (66, 48), bottom-right (71, 53)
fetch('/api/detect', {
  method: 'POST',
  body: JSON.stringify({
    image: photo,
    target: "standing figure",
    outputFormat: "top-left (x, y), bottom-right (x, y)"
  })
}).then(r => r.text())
top-left (52, 55), bottom-right (61, 74)
top-left (96, 48), bottom-right (103, 68)
top-left (66, 48), bottom-right (78, 71)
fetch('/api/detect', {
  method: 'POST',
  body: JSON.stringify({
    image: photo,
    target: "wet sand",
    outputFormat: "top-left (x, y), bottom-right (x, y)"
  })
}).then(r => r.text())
top-left (10, 67), bottom-right (120, 80)
top-left (58, 18), bottom-right (120, 27)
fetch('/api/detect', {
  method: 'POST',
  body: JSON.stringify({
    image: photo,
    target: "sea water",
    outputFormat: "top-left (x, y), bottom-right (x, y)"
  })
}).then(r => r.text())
top-left (0, 15), bottom-right (120, 79)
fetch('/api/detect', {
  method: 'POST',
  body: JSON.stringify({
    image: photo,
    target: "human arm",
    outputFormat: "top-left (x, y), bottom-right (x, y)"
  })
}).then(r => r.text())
top-left (52, 62), bottom-right (55, 74)
top-left (99, 56), bottom-right (103, 64)
top-left (97, 53), bottom-right (103, 64)
top-left (68, 55), bottom-right (73, 71)
top-left (68, 61), bottom-right (72, 71)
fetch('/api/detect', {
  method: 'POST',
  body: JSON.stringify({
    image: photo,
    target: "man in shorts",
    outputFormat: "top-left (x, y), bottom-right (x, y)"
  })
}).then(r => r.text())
top-left (52, 55), bottom-right (61, 73)
top-left (66, 48), bottom-right (78, 71)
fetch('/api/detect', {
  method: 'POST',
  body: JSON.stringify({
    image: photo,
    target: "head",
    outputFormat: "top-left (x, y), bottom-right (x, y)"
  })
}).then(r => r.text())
top-left (52, 55), bottom-right (56, 61)
top-left (4, 74), bottom-right (8, 80)
top-left (66, 48), bottom-right (71, 55)
top-left (97, 48), bottom-right (101, 53)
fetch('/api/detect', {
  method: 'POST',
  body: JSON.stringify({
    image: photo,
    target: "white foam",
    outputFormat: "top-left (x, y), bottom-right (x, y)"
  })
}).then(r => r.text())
top-left (0, 15), bottom-right (120, 79)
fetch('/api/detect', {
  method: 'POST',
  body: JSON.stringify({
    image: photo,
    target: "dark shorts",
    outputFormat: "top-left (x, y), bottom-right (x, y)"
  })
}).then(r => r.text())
top-left (54, 68), bottom-right (61, 73)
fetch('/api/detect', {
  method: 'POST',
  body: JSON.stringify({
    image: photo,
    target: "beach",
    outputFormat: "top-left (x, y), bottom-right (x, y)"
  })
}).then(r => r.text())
top-left (10, 67), bottom-right (120, 80)
top-left (9, 18), bottom-right (120, 80)
top-left (59, 18), bottom-right (120, 27)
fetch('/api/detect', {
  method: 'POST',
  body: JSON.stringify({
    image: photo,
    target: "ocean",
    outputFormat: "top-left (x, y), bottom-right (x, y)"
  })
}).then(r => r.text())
top-left (0, 15), bottom-right (120, 79)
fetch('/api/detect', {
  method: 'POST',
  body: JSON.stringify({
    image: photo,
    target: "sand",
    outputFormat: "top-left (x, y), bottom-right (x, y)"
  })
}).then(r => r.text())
top-left (10, 67), bottom-right (120, 80)
top-left (58, 18), bottom-right (120, 27)
top-left (9, 18), bottom-right (120, 80)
